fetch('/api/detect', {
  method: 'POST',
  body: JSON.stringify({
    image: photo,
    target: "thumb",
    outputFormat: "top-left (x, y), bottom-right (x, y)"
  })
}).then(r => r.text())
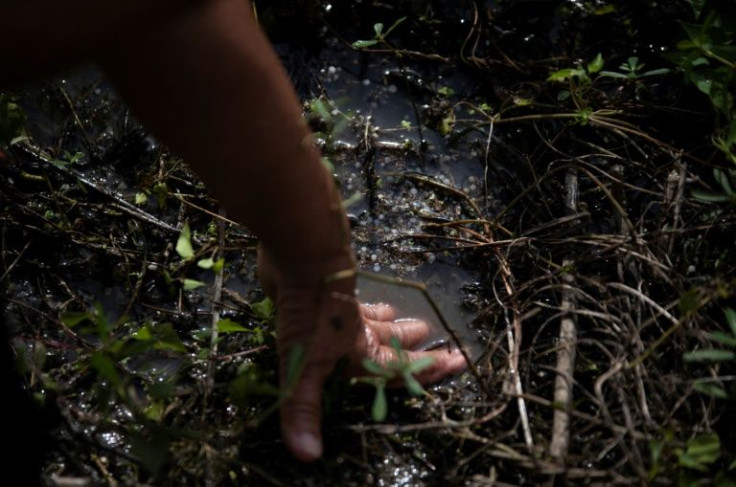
top-left (279, 363), bottom-right (330, 462)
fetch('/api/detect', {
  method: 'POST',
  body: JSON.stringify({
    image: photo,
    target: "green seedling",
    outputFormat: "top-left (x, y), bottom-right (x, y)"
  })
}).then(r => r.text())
top-left (599, 56), bottom-right (670, 80)
top-left (353, 336), bottom-right (435, 422)
top-left (352, 17), bottom-right (407, 49)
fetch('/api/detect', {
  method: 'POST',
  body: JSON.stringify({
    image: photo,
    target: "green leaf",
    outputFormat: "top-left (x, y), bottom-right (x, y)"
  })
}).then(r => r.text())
top-left (352, 39), bottom-right (379, 48)
top-left (133, 325), bottom-right (153, 341)
top-left (373, 23), bottom-right (384, 36)
top-left (406, 356), bottom-right (435, 374)
top-left (251, 297), bottom-right (274, 321)
top-left (197, 257), bottom-right (215, 269)
top-left (60, 311), bottom-right (92, 327)
top-left (710, 331), bottom-right (736, 347)
top-left (144, 401), bottom-right (165, 422)
top-left (182, 279), bottom-right (205, 290)
top-left (372, 383), bottom-right (387, 421)
top-left (598, 71), bottom-right (629, 79)
top-left (342, 190), bottom-right (363, 209)
top-left (309, 98), bottom-right (331, 120)
top-left (693, 381), bottom-right (728, 398)
top-left (714, 169), bottom-right (734, 195)
top-left (176, 223), bottom-right (195, 260)
top-left (725, 307), bottom-right (736, 337)
top-left (685, 433), bottom-right (722, 466)
top-left (216, 318), bottom-right (249, 334)
top-left (321, 156), bottom-right (334, 173)
top-left (134, 192), bottom-right (148, 206)
top-left (403, 372), bottom-right (425, 396)
top-left (548, 68), bottom-right (584, 82)
top-left (587, 53), bottom-right (604, 74)
top-left (684, 349), bottom-right (736, 362)
top-left (437, 86), bottom-right (455, 97)
top-left (639, 68), bottom-right (671, 77)
top-left (212, 258), bottom-right (225, 272)
top-left (90, 352), bottom-right (120, 385)
top-left (692, 189), bottom-right (731, 202)
top-left (362, 358), bottom-right (390, 377)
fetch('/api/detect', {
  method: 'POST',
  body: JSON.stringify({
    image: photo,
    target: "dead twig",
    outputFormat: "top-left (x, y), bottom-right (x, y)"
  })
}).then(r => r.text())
top-left (549, 168), bottom-right (579, 461)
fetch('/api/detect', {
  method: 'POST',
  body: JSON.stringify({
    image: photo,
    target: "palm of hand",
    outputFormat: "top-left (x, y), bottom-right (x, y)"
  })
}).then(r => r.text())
top-left (259, 250), bottom-right (467, 462)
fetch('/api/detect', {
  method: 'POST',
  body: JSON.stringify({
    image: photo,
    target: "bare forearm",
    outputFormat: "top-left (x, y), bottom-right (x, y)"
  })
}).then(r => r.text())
top-left (1, 0), bottom-right (352, 276)
top-left (98, 0), bottom-right (351, 271)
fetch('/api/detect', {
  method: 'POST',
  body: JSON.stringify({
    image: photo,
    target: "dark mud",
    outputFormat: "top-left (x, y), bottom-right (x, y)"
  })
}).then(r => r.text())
top-left (2, 0), bottom-right (736, 485)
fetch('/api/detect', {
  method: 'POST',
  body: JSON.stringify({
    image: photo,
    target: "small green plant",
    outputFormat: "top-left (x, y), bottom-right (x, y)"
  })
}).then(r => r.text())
top-left (667, 4), bottom-right (736, 164)
top-left (175, 222), bottom-right (225, 290)
top-left (599, 56), bottom-right (671, 81)
top-left (352, 336), bottom-right (435, 421)
top-left (547, 53), bottom-right (605, 123)
top-left (50, 150), bottom-right (84, 170)
top-left (548, 53), bottom-right (604, 87)
top-left (649, 431), bottom-right (736, 485)
top-left (684, 306), bottom-right (736, 398)
top-left (304, 96), bottom-right (352, 150)
top-left (59, 303), bottom-right (190, 474)
top-left (352, 17), bottom-right (407, 49)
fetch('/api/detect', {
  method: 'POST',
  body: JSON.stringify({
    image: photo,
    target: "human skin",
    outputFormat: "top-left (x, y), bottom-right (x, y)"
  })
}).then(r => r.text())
top-left (0, 0), bottom-right (467, 463)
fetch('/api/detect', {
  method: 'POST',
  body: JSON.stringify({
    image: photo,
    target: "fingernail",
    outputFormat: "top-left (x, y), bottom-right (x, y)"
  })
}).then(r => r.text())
top-left (294, 432), bottom-right (322, 461)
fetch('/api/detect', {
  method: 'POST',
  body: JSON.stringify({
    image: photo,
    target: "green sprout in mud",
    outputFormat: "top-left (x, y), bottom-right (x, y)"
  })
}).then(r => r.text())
top-left (352, 336), bottom-right (434, 422)
top-left (305, 96), bottom-right (352, 151)
top-left (351, 17), bottom-right (407, 49)
top-left (599, 56), bottom-right (671, 81)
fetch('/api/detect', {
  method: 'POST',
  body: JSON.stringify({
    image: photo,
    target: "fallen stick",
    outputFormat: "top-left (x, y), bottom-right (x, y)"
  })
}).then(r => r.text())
top-left (549, 168), bottom-right (579, 461)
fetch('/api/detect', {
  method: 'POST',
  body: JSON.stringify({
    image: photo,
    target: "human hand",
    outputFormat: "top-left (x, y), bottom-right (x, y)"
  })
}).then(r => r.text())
top-left (257, 248), bottom-right (468, 462)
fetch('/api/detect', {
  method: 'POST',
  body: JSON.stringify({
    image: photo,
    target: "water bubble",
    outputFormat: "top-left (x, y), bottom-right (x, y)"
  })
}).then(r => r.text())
top-left (362, 79), bottom-right (371, 86)
top-left (388, 84), bottom-right (398, 93)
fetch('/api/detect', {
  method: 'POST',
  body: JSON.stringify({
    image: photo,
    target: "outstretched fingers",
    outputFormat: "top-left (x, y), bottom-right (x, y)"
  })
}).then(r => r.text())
top-left (372, 345), bottom-right (468, 385)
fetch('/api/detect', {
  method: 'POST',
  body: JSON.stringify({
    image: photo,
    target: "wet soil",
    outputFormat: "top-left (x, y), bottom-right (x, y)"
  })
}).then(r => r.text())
top-left (2, 0), bottom-right (736, 485)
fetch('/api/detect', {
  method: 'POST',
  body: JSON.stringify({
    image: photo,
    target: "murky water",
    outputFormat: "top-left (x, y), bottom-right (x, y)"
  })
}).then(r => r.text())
top-left (304, 39), bottom-right (488, 358)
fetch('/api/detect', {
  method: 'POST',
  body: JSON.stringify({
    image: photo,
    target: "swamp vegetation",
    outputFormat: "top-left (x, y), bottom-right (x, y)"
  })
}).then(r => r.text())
top-left (1, 0), bottom-right (735, 485)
